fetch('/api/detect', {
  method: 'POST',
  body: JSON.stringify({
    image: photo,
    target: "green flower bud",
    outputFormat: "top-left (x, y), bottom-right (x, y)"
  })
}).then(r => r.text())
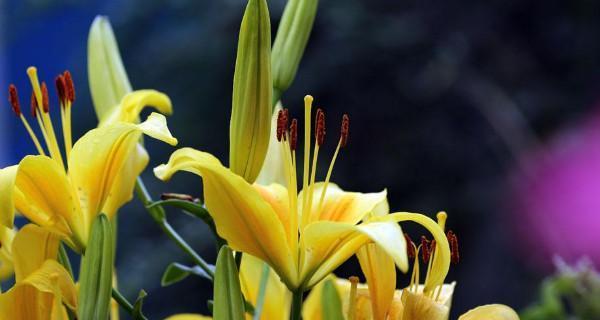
top-left (77, 214), bottom-right (114, 320)
top-left (230, 0), bottom-right (273, 183)
top-left (271, 0), bottom-right (319, 100)
top-left (88, 16), bottom-right (133, 122)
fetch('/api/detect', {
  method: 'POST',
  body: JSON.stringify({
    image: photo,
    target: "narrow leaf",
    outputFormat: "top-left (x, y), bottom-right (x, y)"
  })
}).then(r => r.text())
top-left (214, 246), bottom-right (245, 319)
top-left (161, 262), bottom-right (215, 286)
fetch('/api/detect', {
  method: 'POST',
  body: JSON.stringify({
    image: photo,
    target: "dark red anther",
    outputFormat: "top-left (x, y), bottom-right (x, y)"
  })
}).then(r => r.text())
top-left (276, 110), bottom-right (285, 141)
top-left (290, 118), bottom-right (298, 151)
top-left (276, 109), bottom-right (289, 142)
top-left (8, 84), bottom-right (21, 116)
top-left (315, 108), bottom-right (325, 146)
top-left (421, 236), bottom-right (431, 263)
top-left (55, 75), bottom-right (67, 105)
top-left (41, 82), bottom-right (49, 113)
top-left (429, 239), bottom-right (436, 256)
top-left (404, 233), bottom-right (416, 259)
top-left (30, 91), bottom-right (37, 118)
top-left (447, 230), bottom-right (460, 265)
top-left (63, 70), bottom-right (75, 103)
top-left (340, 114), bottom-right (349, 147)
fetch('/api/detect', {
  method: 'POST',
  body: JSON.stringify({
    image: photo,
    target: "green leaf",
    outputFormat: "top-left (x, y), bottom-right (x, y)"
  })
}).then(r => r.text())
top-left (161, 262), bottom-right (215, 286)
top-left (87, 16), bottom-right (133, 122)
top-left (147, 199), bottom-right (210, 221)
top-left (321, 279), bottom-right (344, 320)
top-left (214, 246), bottom-right (245, 320)
top-left (230, 0), bottom-right (273, 183)
top-left (271, 0), bottom-right (319, 98)
top-left (78, 214), bottom-right (114, 320)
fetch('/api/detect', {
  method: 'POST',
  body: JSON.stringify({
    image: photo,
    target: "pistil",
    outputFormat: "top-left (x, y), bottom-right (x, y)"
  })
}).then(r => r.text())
top-left (27, 67), bottom-right (64, 168)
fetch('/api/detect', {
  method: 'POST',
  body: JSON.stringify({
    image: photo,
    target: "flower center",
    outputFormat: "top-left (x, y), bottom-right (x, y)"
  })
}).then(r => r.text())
top-left (7, 67), bottom-right (75, 171)
top-left (274, 95), bottom-right (350, 256)
top-left (405, 212), bottom-right (460, 300)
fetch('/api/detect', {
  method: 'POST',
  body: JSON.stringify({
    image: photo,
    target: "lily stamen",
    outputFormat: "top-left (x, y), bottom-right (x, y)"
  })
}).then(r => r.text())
top-left (317, 114), bottom-right (350, 211)
top-left (306, 108), bottom-right (325, 223)
top-left (347, 276), bottom-right (359, 320)
top-left (8, 85), bottom-right (45, 156)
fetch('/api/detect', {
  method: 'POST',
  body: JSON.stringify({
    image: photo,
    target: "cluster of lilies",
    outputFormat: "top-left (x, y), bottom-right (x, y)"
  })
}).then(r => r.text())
top-left (0, 0), bottom-right (519, 319)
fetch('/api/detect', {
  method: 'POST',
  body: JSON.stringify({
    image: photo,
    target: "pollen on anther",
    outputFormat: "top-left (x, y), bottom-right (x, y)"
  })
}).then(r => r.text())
top-left (30, 92), bottom-right (37, 118)
top-left (8, 84), bottom-right (21, 116)
top-left (315, 108), bottom-right (325, 146)
top-left (447, 230), bottom-right (460, 265)
top-left (277, 109), bottom-right (289, 142)
top-left (340, 114), bottom-right (349, 147)
top-left (63, 71), bottom-right (75, 103)
top-left (41, 82), bottom-right (49, 113)
top-left (55, 75), bottom-right (67, 105)
top-left (290, 118), bottom-right (298, 151)
top-left (421, 236), bottom-right (431, 263)
top-left (404, 233), bottom-right (416, 259)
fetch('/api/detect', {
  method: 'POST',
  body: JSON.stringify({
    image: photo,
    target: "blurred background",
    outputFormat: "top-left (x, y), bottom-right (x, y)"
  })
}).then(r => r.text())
top-left (2, 0), bottom-right (600, 318)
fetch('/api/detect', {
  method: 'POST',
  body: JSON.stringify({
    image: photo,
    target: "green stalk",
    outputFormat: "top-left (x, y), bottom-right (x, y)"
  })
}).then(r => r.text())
top-left (135, 177), bottom-right (215, 280)
top-left (111, 288), bottom-right (148, 320)
top-left (291, 289), bottom-right (304, 320)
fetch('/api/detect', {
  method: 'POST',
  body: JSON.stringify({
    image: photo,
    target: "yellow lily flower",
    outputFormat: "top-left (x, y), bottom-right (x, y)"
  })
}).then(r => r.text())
top-left (0, 224), bottom-right (77, 319)
top-left (0, 226), bottom-right (16, 280)
top-left (304, 213), bottom-right (519, 320)
top-left (0, 67), bottom-right (177, 251)
top-left (164, 254), bottom-right (290, 320)
top-left (155, 95), bottom-right (449, 292)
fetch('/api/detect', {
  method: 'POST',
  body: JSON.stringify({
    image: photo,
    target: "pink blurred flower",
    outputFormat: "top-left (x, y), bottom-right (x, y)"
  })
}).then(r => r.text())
top-left (511, 109), bottom-right (600, 269)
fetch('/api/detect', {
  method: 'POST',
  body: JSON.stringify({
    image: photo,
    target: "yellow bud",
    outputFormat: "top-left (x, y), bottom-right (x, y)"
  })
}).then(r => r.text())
top-left (230, 0), bottom-right (273, 183)
top-left (271, 0), bottom-right (319, 100)
top-left (87, 16), bottom-right (133, 122)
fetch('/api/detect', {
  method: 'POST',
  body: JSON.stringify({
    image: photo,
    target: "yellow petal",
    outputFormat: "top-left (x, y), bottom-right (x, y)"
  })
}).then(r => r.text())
top-left (13, 156), bottom-right (84, 248)
top-left (374, 212), bottom-right (450, 294)
top-left (12, 224), bottom-right (60, 281)
top-left (299, 183), bottom-right (387, 225)
top-left (239, 254), bottom-right (291, 320)
top-left (299, 220), bottom-right (407, 288)
top-left (253, 183), bottom-right (292, 246)
top-left (154, 148), bottom-right (297, 288)
top-left (357, 243), bottom-right (395, 320)
top-left (401, 289), bottom-right (450, 320)
top-left (100, 90), bottom-right (173, 126)
top-left (256, 102), bottom-right (288, 187)
top-left (0, 166), bottom-right (18, 228)
top-left (165, 314), bottom-right (212, 320)
top-left (0, 260), bottom-right (76, 320)
top-left (101, 144), bottom-right (149, 218)
top-left (0, 226), bottom-right (16, 280)
top-left (69, 112), bottom-right (177, 241)
top-left (458, 304), bottom-right (520, 320)
top-left (0, 285), bottom-right (54, 319)
top-left (20, 260), bottom-right (77, 310)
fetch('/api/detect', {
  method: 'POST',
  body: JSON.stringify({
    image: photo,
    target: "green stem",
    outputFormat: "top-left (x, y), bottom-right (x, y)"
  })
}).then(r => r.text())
top-left (57, 243), bottom-right (74, 277)
top-left (135, 177), bottom-right (215, 280)
top-left (291, 289), bottom-right (304, 320)
top-left (111, 288), bottom-right (148, 320)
